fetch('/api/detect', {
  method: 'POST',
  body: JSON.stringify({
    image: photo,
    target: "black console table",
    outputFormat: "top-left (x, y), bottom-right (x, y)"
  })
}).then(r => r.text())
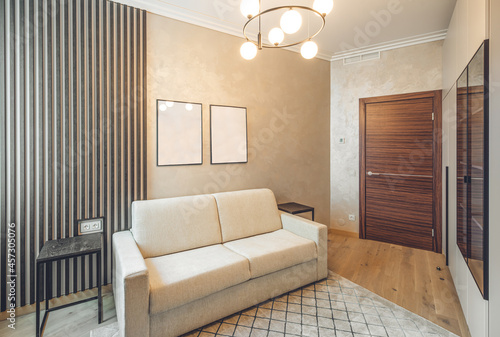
top-left (36, 233), bottom-right (103, 337)
top-left (278, 202), bottom-right (315, 221)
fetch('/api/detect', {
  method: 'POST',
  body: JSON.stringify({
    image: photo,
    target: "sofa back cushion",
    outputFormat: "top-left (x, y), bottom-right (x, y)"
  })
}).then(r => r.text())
top-left (213, 188), bottom-right (282, 242)
top-left (131, 194), bottom-right (222, 258)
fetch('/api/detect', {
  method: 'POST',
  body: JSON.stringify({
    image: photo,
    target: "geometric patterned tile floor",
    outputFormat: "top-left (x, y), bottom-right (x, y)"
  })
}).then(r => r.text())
top-left (91, 272), bottom-right (458, 337)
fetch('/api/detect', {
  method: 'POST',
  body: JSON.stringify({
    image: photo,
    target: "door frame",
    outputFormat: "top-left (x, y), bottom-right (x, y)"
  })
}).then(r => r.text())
top-left (359, 90), bottom-right (443, 253)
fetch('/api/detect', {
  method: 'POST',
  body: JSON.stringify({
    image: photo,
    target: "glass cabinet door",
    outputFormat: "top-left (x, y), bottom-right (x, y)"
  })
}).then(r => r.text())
top-left (468, 44), bottom-right (486, 295)
top-left (456, 69), bottom-right (468, 261)
top-left (455, 41), bottom-right (488, 299)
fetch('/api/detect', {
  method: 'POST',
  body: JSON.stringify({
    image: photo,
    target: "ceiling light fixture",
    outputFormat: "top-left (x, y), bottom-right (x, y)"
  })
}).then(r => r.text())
top-left (240, 0), bottom-right (333, 60)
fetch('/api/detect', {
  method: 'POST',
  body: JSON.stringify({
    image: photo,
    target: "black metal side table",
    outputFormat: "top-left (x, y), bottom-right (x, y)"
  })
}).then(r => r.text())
top-left (36, 233), bottom-right (103, 337)
top-left (278, 202), bottom-right (315, 221)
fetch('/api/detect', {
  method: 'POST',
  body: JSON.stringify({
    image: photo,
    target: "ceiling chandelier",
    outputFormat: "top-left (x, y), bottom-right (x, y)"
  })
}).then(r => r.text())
top-left (239, 0), bottom-right (333, 60)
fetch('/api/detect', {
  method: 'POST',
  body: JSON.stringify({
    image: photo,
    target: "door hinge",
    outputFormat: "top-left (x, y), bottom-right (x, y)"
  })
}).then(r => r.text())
top-left (432, 229), bottom-right (435, 237)
top-left (432, 113), bottom-right (435, 121)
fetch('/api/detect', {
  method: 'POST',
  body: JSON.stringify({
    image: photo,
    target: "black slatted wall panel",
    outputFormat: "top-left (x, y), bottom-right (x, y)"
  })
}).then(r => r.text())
top-left (0, 0), bottom-right (147, 311)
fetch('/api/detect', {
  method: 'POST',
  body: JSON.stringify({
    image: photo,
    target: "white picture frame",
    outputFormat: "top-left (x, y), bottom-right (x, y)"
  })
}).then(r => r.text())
top-left (157, 100), bottom-right (203, 166)
top-left (210, 105), bottom-right (248, 164)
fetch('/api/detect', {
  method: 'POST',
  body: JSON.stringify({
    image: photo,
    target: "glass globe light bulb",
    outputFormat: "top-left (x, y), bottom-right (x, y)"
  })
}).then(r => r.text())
top-left (240, 41), bottom-right (258, 60)
top-left (300, 41), bottom-right (318, 59)
top-left (165, 101), bottom-right (174, 108)
top-left (280, 9), bottom-right (302, 34)
top-left (268, 27), bottom-right (285, 46)
top-left (240, 0), bottom-right (259, 19)
top-left (159, 103), bottom-right (167, 111)
top-left (185, 103), bottom-right (193, 111)
top-left (313, 0), bottom-right (334, 16)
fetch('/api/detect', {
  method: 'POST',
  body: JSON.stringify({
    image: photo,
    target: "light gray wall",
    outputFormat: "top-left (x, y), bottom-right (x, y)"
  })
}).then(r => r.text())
top-left (146, 14), bottom-right (331, 225)
top-left (330, 41), bottom-right (443, 232)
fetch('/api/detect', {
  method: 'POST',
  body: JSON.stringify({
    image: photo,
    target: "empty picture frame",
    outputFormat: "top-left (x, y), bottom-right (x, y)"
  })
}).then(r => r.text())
top-left (157, 99), bottom-right (203, 166)
top-left (210, 105), bottom-right (248, 164)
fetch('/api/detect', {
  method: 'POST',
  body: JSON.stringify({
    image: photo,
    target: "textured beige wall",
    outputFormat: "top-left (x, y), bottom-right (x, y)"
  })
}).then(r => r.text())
top-left (147, 13), bottom-right (331, 225)
top-left (330, 41), bottom-right (443, 233)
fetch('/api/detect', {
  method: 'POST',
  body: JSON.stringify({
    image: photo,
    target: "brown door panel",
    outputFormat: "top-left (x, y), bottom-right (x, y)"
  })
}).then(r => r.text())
top-left (366, 99), bottom-right (434, 176)
top-left (365, 224), bottom-right (433, 251)
top-left (365, 176), bottom-right (434, 247)
top-left (360, 90), bottom-right (442, 252)
top-left (365, 176), bottom-right (433, 208)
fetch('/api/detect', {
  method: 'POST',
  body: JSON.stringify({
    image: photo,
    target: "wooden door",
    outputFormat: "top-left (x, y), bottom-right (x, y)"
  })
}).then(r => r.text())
top-left (360, 91), bottom-right (442, 252)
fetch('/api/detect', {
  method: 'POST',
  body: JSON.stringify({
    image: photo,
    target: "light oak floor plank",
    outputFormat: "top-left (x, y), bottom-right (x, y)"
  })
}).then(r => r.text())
top-left (327, 230), bottom-right (471, 337)
top-left (0, 285), bottom-right (116, 337)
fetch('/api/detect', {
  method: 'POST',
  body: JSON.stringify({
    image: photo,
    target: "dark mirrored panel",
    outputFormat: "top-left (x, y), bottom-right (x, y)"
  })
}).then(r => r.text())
top-left (456, 41), bottom-right (488, 299)
top-left (468, 43), bottom-right (486, 295)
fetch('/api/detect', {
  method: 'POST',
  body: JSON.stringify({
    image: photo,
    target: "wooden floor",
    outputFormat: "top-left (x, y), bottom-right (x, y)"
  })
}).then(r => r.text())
top-left (0, 230), bottom-right (471, 337)
top-left (0, 285), bottom-right (116, 337)
top-left (328, 229), bottom-right (471, 337)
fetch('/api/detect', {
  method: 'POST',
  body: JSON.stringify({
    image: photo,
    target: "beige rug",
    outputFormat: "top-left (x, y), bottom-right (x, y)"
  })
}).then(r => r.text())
top-left (91, 271), bottom-right (458, 337)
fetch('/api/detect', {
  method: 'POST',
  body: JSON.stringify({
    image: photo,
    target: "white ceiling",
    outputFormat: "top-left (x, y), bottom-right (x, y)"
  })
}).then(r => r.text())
top-left (117, 0), bottom-right (457, 60)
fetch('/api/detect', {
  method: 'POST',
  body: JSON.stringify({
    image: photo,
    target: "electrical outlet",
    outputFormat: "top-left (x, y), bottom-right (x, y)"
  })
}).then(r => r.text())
top-left (78, 218), bottom-right (104, 235)
top-left (348, 214), bottom-right (356, 221)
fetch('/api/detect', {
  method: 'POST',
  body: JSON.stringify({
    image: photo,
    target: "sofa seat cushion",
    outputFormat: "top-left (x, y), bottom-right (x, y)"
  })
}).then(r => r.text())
top-left (223, 229), bottom-right (317, 279)
top-left (146, 245), bottom-right (251, 314)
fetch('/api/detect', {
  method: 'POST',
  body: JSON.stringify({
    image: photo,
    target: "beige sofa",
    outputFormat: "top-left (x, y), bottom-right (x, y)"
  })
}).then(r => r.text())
top-left (112, 188), bottom-right (328, 337)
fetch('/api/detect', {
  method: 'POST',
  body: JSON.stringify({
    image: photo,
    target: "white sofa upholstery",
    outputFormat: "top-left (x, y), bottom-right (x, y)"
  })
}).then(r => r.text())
top-left (112, 188), bottom-right (328, 337)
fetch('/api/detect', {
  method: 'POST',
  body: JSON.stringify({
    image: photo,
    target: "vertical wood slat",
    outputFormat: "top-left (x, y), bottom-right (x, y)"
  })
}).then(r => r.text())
top-left (109, 2), bottom-right (117, 283)
top-left (26, 0), bottom-right (36, 305)
top-left (71, 0), bottom-right (79, 295)
top-left (0, 0), bottom-right (6, 313)
top-left (79, 0), bottom-right (86, 293)
top-left (0, 0), bottom-right (146, 311)
top-left (86, 0), bottom-right (93, 291)
top-left (62, 0), bottom-right (70, 297)
top-left (116, 4), bottom-right (122, 233)
top-left (8, 0), bottom-right (17, 307)
top-left (102, 0), bottom-right (108, 285)
top-left (17, 0), bottom-right (26, 308)
top-left (54, 0), bottom-right (62, 299)
top-left (142, 10), bottom-right (147, 202)
top-left (45, 0), bottom-right (54, 300)
top-left (122, 5), bottom-right (128, 231)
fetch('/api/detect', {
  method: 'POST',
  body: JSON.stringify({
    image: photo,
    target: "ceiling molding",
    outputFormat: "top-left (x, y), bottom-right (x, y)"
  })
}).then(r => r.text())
top-left (116, 0), bottom-right (243, 36)
top-left (330, 30), bottom-right (448, 61)
top-left (112, 0), bottom-right (333, 61)
top-left (113, 1), bottom-right (447, 63)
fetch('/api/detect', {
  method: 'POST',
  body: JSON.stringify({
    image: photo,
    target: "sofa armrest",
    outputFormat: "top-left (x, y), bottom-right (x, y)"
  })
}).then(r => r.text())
top-left (280, 212), bottom-right (328, 280)
top-left (113, 230), bottom-right (150, 337)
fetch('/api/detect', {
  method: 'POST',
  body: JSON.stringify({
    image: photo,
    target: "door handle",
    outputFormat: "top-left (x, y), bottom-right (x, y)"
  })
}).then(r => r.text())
top-left (367, 171), bottom-right (432, 178)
